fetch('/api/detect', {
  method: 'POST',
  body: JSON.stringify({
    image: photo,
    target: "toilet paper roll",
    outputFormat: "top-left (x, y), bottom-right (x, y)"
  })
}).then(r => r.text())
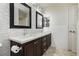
top-left (11, 45), bottom-right (22, 53)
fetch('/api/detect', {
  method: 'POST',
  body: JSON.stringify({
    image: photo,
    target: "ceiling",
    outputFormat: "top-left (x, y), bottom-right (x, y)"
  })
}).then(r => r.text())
top-left (35, 3), bottom-right (78, 13)
top-left (37, 3), bottom-right (78, 9)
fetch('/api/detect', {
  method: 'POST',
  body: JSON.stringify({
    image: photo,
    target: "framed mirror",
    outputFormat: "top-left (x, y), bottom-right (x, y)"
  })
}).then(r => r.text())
top-left (44, 17), bottom-right (50, 27)
top-left (10, 3), bottom-right (31, 28)
top-left (36, 11), bottom-right (44, 29)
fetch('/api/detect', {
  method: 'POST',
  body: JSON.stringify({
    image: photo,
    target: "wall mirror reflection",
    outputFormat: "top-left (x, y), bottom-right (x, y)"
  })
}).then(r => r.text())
top-left (44, 17), bottom-right (50, 27)
top-left (10, 3), bottom-right (31, 28)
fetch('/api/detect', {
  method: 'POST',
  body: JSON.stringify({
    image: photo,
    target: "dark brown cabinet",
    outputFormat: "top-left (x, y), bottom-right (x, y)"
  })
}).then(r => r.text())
top-left (10, 33), bottom-right (51, 56)
top-left (34, 39), bottom-right (42, 56)
top-left (24, 42), bottom-right (34, 56)
top-left (47, 34), bottom-right (51, 49)
top-left (41, 37), bottom-right (47, 55)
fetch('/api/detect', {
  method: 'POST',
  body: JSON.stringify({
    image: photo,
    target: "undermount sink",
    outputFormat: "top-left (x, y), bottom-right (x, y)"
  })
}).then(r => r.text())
top-left (11, 34), bottom-right (34, 40)
top-left (25, 34), bottom-right (34, 37)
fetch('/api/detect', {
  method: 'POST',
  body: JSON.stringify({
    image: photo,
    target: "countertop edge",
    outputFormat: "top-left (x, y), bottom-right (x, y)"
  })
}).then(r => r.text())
top-left (9, 32), bottom-right (51, 44)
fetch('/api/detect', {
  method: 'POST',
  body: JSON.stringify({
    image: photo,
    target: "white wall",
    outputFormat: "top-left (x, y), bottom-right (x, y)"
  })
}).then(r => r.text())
top-left (77, 4), bottom-right (79, 55)
top-left (0, 3), bottom-right (43, 56)
top-left (51, 7), bottom-right (68, 50)
top-left (0, 4), bottom-right (10, 56)
top-left (42, 6), bottom-right (69, 50)
top-left (44, 4), bottom-right (77, 50)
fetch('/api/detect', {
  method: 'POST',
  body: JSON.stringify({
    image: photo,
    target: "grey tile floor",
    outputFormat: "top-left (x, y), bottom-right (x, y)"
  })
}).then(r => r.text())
top-left (43, 47), bottom-right (76, 56)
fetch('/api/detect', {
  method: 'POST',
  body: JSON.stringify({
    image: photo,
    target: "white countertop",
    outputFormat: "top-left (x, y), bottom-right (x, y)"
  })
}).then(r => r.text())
top-left (9, 32), bottom-right (51, 44)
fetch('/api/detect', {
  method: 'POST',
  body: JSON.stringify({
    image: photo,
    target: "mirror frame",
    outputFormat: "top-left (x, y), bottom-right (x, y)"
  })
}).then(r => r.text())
top-left (10, 3), bottom-right (31, 28)
top-left (36, 11), bottom-right (44, 29)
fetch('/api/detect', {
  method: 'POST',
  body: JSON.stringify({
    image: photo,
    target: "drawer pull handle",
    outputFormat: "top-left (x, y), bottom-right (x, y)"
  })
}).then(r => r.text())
top-left (34, 41), bottom-right (38, 44)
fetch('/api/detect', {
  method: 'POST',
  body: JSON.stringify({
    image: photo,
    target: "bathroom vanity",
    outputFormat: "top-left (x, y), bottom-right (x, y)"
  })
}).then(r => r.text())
top-left (9, 3), bottom-right (51, 56)
top-left (10, 32), bottom-right (51, 56)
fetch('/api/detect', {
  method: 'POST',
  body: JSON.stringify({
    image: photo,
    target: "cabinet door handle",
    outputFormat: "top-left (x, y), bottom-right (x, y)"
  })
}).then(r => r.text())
top-left (43, 38), bottom-right (46, 41)
top-left (34, 41), bottom-right (38, 44)
top-left (44, 49), bottom-right (46, 51)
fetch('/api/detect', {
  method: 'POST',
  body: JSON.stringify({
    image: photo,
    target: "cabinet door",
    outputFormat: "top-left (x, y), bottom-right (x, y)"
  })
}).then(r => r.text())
top-left (47, 34), bottom-right (51, 48)
top-left (41, 37), bottom-right (47, 55)
top-left (24, 42), bottom-right (34, 56)
top-left (34, 39), bottom-right (42, 56)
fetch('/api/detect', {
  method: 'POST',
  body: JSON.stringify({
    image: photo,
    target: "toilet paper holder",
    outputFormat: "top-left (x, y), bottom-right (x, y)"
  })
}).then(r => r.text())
top-left (11, 45), bottom-right (22, 53)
